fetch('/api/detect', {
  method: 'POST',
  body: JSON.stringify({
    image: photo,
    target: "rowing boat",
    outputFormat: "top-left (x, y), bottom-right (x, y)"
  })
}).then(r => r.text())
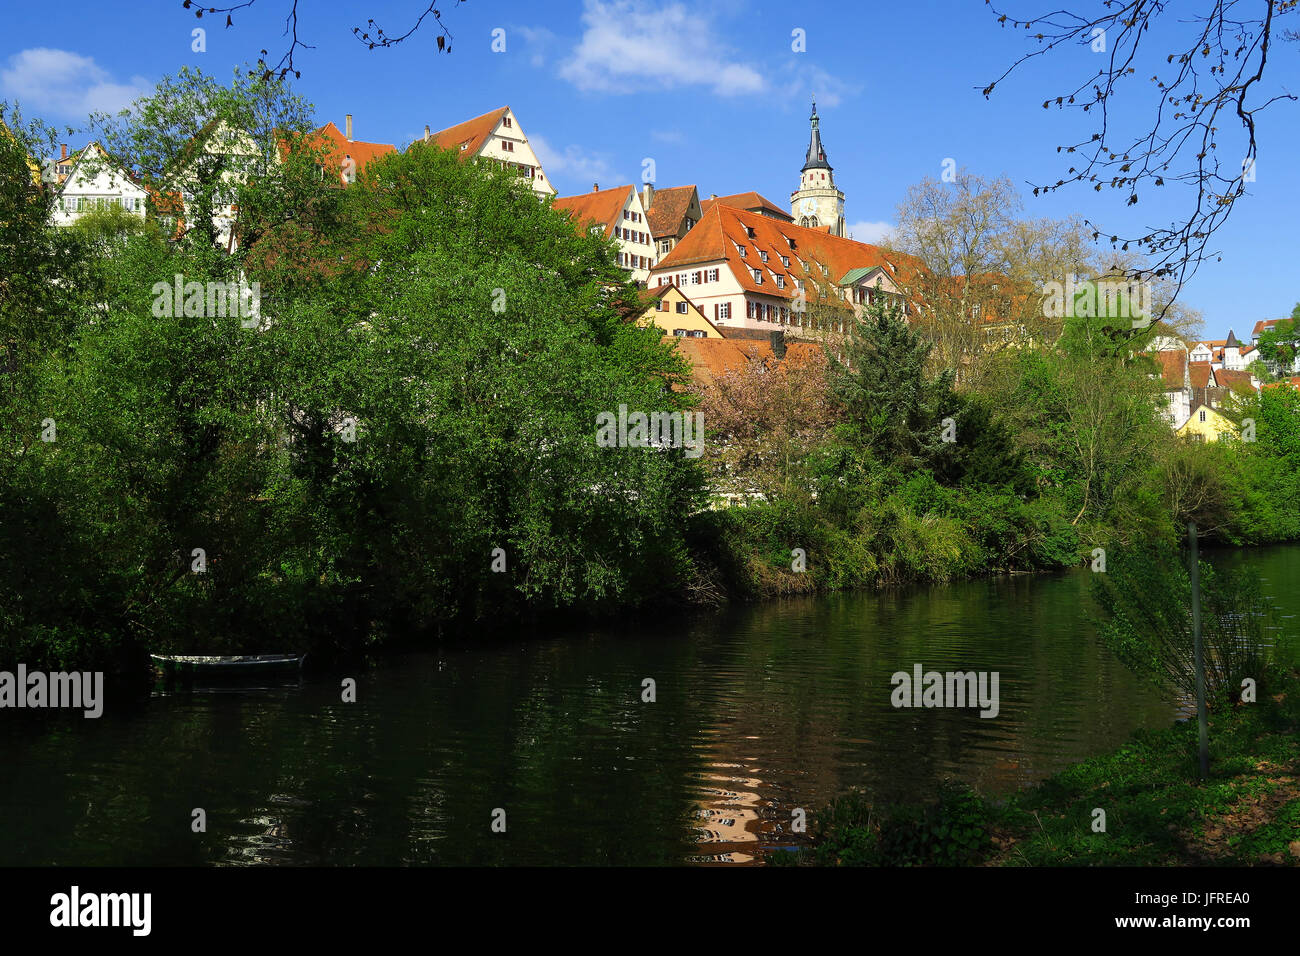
top-left (150, 654), bottom-right (305, 679)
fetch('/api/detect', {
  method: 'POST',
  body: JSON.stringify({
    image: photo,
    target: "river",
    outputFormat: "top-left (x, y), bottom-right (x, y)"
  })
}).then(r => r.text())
top-left (3, 544), bottom-right (1296, 865)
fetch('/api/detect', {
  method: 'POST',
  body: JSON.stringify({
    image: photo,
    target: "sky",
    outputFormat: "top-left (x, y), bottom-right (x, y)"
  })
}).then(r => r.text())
top-left (3, 0), bottom-right (1298, 340)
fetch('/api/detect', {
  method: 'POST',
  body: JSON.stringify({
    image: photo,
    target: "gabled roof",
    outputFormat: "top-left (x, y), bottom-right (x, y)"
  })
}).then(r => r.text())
top-left (1189, 361), bottom-right (1215, 389)
top-left (423, 106), bottom-right (510, 156)
top-left (655, 202), bottom-right (922, 306)
top-left (1216, 369), bottom-right (1258, 394)
top-left (643, 285), bottom-right (722, 336)
top-left (308, 121), bottom-right (396, 174)
top-left (1253, 318), bottom-right (1294, 337)
top-left (644, 185), bottom-right (699, 238)
top-left (51, 142), bottom-right (142, 197)
top-left (701, 191), bottom-right (794, 222)
top-left (553, 185), bottom-right (634, 236)
top-left (1147, 349), bottom-right (1188, 390)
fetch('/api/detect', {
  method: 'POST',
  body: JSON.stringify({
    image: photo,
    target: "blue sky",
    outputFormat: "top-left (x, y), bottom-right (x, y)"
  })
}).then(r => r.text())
top-left (3, 0), bottom-right (1298, 339)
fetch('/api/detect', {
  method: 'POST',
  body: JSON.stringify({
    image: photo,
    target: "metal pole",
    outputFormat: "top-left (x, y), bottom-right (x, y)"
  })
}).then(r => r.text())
top-left (1187, 521), bottom-right (1209, 781)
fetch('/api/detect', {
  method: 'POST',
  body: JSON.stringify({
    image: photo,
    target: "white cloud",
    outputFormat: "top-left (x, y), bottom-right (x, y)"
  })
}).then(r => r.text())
top-left (0, 48), bottom-right (150, 122)
top-left (650, 129), bottom-right (683, 144)
top-left (513, 25), bottom-right (560, 68)
top-left (779, 63), bottom-right (861, 110)
top-left (847, 221), bottom-right (894, 244)
top-left (559, 0), bottom-right (763, 97)
top-left (530, 133), bottom-right (625, 191)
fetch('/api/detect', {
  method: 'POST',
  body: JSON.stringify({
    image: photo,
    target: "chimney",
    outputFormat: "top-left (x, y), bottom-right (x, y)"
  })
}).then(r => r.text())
top-left (708, 193), bottom-right (717, 200)
top-left (60, 144), bottom-right (67, 160)
top-left (424, 125), bottom-right (430, 142)
top-left (642, 182), bottom-right (654, 209)
top-left (592, 182), bottom-right (599, 193)
top-left (345, 114), bottom-right (353, 141)
top-left (770, 330), bottom-right (787, 360)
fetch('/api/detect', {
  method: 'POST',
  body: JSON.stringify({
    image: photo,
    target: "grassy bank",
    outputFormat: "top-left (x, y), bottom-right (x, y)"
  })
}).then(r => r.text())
top-left (789, 669), bottom-right (1300, 866)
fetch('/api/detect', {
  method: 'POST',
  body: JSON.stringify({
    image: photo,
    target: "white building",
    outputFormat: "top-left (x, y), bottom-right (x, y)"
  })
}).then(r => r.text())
top-left (43, 142), bottom-right (148, 227)
top-left (649, 201), bottom-right (915, 334)
top-left (419, 106), bottom-right (554, 197)
top-left (553, 185), bottom-right (656, 283)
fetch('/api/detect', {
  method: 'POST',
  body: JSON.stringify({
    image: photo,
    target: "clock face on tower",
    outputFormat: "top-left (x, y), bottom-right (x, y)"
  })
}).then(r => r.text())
top-left (801, 198), bottom-right (816, 215)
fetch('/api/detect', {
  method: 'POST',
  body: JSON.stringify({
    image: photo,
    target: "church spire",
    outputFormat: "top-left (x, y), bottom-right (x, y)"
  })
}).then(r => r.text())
top-left (802, 96), bottom-right (831, 172)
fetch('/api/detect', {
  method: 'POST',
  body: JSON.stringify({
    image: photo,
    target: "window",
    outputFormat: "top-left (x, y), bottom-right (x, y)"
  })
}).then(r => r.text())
top-left (501, 140), bottom-right (515, 152)
top-left (781, 255), bottom-right (790, 267)
top-left (718, 302), bottom-right (731, 320)
top-left (747, 300), bottom-right (757, 319)
top-left (775, 276), bottom-right (785, 290)
top-left (760, 250), bottom-right (768, 262)
top-left (659, 239), bottom-right (672, 253)
top-left (706, 268), bottom-right (719, 282)
top-left (503, 116), bottom-right (513, 128)
top-left (753, 269), bottom-right (762, 283)
top-left (745, 226), bottom-right (756, 238)
top-left (676, 301), bottom-right (689, 314)
top-left (656, 298), bottom-right (668, 311)
top-left (684, 218), bottom-right (695, 230)
top-left (1199, 409), bottom-right (1207, 422)
top-left (738, 245), bottom-right (747, 258)
top-left (691, 272), bottom-right (701, 284)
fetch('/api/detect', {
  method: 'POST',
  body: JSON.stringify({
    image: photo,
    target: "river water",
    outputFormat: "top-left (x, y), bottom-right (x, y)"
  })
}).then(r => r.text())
top-left (3, 545), bottom-right (1296, 865)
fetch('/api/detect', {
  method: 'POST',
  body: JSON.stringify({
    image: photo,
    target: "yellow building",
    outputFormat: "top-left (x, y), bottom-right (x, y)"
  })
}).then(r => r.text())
top-left (1177, 403), bottom-right (1239, 443)
top-left (0, 118), bottom-right (42, 185)
top-left (637, 284), bottom-right (723, 339)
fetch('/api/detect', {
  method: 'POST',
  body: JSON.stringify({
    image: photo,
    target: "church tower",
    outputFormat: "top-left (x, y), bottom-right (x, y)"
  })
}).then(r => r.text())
top-left (790, 97), bottom-right (845, 236)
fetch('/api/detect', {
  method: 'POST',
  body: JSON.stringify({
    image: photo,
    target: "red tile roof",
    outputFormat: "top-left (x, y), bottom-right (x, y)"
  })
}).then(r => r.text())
top-left (1252, 319), bottom-right (1292, 337)
top-left (1216, 369), bottom-right (1258, 394)
top-left (701, 191), bottom-right (793, 222)
top-left (1263, 375), bottom-right (1300, 390)
top-left (644, 185), bottom-right (698, 239)
top-left (666, 334), bottom-right (822, 387)
top-left (552, 185), bottom-right (634, 236)
top-left (1147, 350), bottom-right (1188, 390)
top-left (306, 121), bottom-right (396, 178)
top-left (655, 203), bottom-right (923, 308)
top-left (1189, 360), bottom-right (1214, 389)
top-left (423, 107), bottom-right (509, 156)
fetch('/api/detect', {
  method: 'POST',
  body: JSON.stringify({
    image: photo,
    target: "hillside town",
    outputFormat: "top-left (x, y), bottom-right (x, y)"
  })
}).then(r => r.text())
top-left (19, 99), bottom-right (1300, 444)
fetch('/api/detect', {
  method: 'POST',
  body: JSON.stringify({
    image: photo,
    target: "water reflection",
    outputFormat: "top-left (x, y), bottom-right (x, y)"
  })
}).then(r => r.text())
top-left (2, 546), bottom-right (1297, 866)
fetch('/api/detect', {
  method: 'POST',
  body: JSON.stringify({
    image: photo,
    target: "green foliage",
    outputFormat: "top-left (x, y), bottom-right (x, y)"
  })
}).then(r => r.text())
top-left (810, 783), bottom-right (992, 866)
top-left (1091, 541), bottom-right (1280, 706)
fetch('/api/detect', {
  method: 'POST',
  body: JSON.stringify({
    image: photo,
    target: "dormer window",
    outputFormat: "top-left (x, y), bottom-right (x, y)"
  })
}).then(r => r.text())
top-left (781, 255), bottom-right (790, 268)
top-left (760, 250), bottom-right (768, 262)
top-left (745, 226), bottom-right (756, 239)
top-left (737, 245), bottom-right (747, 258)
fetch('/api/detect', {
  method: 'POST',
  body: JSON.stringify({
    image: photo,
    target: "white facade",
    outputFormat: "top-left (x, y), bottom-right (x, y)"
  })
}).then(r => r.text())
top-left (425, 107), bottom-right (554, 197)
top-left (609, 189), bottom-right (655, 283)
top-left (175, 121), bottom-right (263, 252)
top-left (44, 143), bottom-right (148, 228)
